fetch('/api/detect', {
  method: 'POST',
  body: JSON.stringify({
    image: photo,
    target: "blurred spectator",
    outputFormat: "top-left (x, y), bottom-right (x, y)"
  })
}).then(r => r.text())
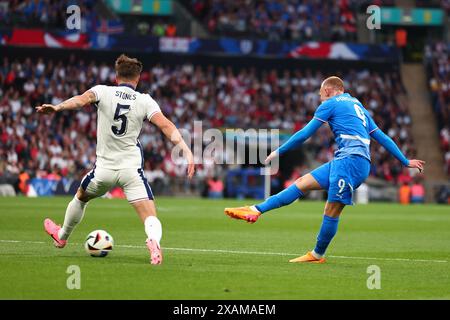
top-left (18, 171), bottom-right (29, 195)
top-left (47, 166), bottom-right (62, 181)
top-left (399, 182), bottom-right (411, 205)
top-left (397, 167), bottom-right (412, 185)
top-left (410, 178), bottom-right (425, 204)
top-left (207, 176), bottom-right (224, 199)
top-left (152, 21), bottom-right (166, 37)
top-left (137, 21), bottom-right (151, 36)
top-left (435, 185), bottom-right (450, 204)
top-left (166, 23), bottom-right (177, 37)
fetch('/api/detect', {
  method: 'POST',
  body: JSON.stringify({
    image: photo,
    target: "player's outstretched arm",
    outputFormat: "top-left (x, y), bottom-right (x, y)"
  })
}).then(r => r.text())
top-left (35, 90), bottom-right (97, 114)
top-left (370, 129), bottom-right (425, 172)
top-left (150, 112), bottom-right (195, 178)
top-left (265, 118), bottom-right (323, 164)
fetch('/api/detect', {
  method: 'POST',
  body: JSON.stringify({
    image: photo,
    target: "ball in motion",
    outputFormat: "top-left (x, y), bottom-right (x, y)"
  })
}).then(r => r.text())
top-left (84, 230), bottom-right (114, 257)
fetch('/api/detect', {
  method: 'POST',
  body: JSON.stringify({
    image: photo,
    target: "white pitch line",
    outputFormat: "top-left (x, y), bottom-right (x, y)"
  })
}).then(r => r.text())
top-left (325, 255), bottom-right (448, 263)
top-left (151, 247), bottom-right (449, 263)
top-left (0, 240), bottom-right (46, 244)
top-left (0, 239), bottom-right (447, 263)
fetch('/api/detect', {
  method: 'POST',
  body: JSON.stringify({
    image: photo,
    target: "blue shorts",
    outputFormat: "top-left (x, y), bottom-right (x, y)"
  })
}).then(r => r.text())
top-left (310, 155), bottom-right (370, 205)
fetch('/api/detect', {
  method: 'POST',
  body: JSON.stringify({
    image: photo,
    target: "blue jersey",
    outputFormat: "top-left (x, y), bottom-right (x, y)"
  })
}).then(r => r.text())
top-left (314, 93), bottom-right (378, 161)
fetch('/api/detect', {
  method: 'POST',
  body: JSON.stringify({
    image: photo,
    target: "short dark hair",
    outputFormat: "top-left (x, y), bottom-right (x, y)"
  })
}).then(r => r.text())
top-left (115, 54), bottom-right (143, 80)
top-left (322, 76), bottom-right (345, 92)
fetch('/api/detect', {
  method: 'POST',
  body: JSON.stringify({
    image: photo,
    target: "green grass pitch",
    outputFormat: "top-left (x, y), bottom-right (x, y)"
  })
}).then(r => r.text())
top-left (0, 197), bottom-right (449, 299)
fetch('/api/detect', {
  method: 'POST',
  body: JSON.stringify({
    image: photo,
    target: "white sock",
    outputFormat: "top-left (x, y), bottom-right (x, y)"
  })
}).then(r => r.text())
top-left (250, 205), bottom-right (260, 213)
top-left (311, 250), bottom-right (323, 259)
top-left (144, 216), bottom-right (162, 245)
top-left (58, 196), bottom-right (87, 240)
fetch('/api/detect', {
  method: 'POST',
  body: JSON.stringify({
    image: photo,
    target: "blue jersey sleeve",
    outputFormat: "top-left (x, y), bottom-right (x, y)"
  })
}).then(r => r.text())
top-left (365, 110), bottom-right (379, 134)
top-left (313, 100), bottom-right (334, 123)
top-left (277, 118), bottom-right (323, 155)
top-left (371, 129), bottom-right (410, 166)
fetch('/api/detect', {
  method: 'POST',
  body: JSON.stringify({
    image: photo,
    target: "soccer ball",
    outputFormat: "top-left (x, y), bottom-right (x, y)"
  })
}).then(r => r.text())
top-left (84, 230), bottom-right (114, 257)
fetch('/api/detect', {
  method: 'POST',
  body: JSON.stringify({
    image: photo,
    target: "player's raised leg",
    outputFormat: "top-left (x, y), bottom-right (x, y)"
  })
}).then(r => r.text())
top-left (224, 173), bottom-right (322, 223)
top-left (44, 188), bottom-right (92, 248)
top-left (289, 201), bottom-right (344, 263)
top-left (44, 167), bottom-right (109, 248)
top-left (131, 200), bottom-right (163, 265)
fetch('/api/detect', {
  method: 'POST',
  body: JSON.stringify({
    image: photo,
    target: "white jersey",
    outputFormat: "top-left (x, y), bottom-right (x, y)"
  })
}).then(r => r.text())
top-left (89, 84), bottom-right (161, 169)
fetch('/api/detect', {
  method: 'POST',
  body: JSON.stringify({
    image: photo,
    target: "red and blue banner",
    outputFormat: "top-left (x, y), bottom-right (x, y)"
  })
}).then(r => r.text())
top-left (0, 28), bottom-right (399, 62)
top-left (89, 35), bottom-right (400, 62)
top-left (95, 19), bottom-right (124, 34)
top-left (1, 28), bottom-right (89, 48)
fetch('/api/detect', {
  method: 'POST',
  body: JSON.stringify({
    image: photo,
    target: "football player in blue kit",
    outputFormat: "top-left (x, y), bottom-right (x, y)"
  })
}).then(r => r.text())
top-left (225, 76), bottom-right (425, 263)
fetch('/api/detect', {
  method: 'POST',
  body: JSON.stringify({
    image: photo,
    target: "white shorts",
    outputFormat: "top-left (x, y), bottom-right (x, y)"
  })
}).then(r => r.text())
top-left (80, 166), bottom-right (154, 203)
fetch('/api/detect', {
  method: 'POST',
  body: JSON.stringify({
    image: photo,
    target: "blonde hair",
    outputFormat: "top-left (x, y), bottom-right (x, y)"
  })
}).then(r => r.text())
top-left (322, 76), bottom-right (344, 92)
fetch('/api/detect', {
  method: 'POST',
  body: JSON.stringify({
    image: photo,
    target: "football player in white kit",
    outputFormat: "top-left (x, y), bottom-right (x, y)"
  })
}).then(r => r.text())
top-left (36, 54), bottom-right (195, 265)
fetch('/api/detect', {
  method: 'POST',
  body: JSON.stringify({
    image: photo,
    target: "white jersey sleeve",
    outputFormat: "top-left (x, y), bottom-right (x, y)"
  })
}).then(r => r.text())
top-left (142, 94), bottom-right (162, 121)
top-left (89, 85), bottom-right (108, 104)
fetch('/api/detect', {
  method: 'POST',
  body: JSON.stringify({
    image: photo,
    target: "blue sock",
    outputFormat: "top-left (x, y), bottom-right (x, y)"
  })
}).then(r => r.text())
top-left (255, 184), bottom-right (304, 213)
top-left (314, 215), bottom-right (340, 256)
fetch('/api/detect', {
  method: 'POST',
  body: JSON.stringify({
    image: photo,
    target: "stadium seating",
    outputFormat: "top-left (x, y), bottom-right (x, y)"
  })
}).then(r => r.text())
top-left (425, 42), bottom-right (450, 176)
top-left (0, 0), bottom-right (97, 30)
top-left (189, 0), bottom-right (357, 41)
top-left (0, 56), bottom-right (415, 194)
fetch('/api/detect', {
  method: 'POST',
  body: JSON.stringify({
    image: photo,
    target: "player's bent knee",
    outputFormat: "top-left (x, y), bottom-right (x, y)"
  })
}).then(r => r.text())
top-left (324, 202), bottom-right (345, 218)
top-left (76, 188), bottom-right (93, 203)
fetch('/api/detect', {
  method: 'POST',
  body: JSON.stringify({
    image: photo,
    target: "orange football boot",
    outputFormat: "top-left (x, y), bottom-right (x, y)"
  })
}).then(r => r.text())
top-left (224, 206), bottom-right (261, 223)
top-left (289, 251), bottom-right (326, 263)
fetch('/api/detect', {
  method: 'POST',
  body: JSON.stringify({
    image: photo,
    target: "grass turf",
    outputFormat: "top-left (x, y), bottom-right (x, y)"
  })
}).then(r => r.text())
top-left (0, 196), bottom-right (449, 300)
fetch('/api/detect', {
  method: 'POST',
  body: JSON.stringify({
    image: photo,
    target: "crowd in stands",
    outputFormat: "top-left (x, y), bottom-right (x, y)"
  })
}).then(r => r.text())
top-left (443, 0), bottom-right (450, 13)
top-left (425, 42), bottom-right (450, 177)
top-left (190, 0), bottom-right (357, 42)
top-left (120, 14), bottom-right (177, 37)
top-left (0, 0), bottom-right (177, 37)
top-left (416, 0), bottom-right (450, 13)
top-left (0, 0), bottom-right (98, 32)
top-left (2, 0), bottom-right (449, 42)
top-left (189, 0), bottom-right (450, 42)
top-left (0, 55), bottom-right (418, 196)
